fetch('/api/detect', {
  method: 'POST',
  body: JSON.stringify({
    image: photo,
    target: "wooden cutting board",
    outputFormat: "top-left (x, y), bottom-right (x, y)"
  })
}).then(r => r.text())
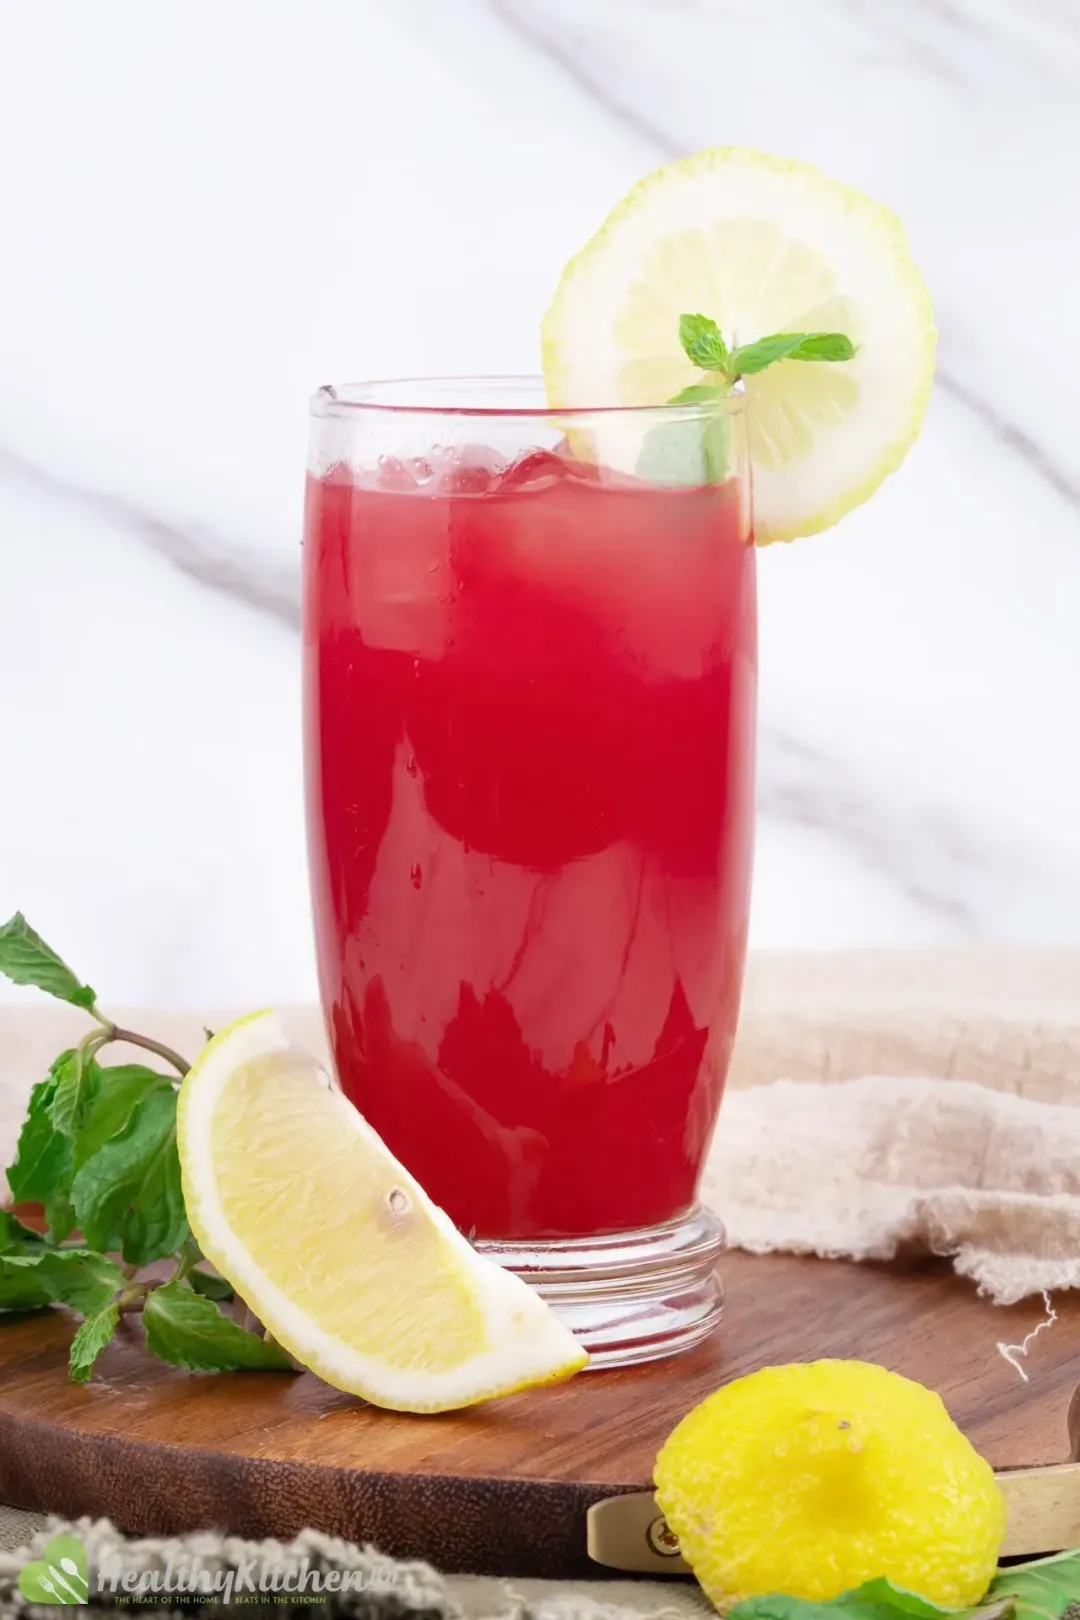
top-left (0, 1252), bottom-right (1076, 1578)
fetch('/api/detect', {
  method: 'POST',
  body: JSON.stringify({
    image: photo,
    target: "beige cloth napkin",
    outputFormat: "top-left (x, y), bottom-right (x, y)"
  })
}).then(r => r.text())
top-left (713, 948), bottom-right (1080, 1304)
top-left (2, 948), bottom-right (1079, 1303)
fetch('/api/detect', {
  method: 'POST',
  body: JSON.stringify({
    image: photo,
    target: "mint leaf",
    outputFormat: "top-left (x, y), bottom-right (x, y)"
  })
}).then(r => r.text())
top-left (6, 1069), bottom-right (74, 1208)
top-left (730, 331), bottom-right (856, 377)
top-left (69, 1301), bottom-right (120, 1383)
top-left (36, 1250), bottom-right (124, 1317)
top-left (71, 1086), bottom-right (189, 1265)
top-left (669, 383), bottom-right (728, 406)
top-left (830, 1579), bottom-right (970, 1618)
top-left (48, 1048), bottom-right (103, 1137)
top-left (0, 1247), bottom-right (123, 1317)
top-left (728, 1580), bottom-right (993, 1620)
top-left (143, 1282), bottom-right (295, 1373)
top-left (786, 333), bottom-right (856, 363)
top-left (43, 1191), bottom-right (78, 1244)
top-left (989, 1549), bottom-right (1080, 1620)
top-left (0, 1211), bottom-right (47, 1254)
top-left (72, 1064), bottom-right (173, 1170)
top-left (174, 1236), bottom-right (234, 1301)
top-left (0, 1255), bottom-right (54, 1311)
top-left (679, 313), bottom-right (729, 372)
top-left (0, 914), bottom-right (97, 1010)
top-left (187, 1265), bottom-right (235, 1303)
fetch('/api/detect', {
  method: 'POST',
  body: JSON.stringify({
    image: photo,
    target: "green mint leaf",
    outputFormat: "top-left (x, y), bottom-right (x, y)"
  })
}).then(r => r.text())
top-left (0, 1244), bottom-right (124, 1318)
top-left (989, 1548), bottom-right (1080, 1620)
top-left (142, 1282), bottom-right (295, 1373)
top-left (0, 913), bottom-right (97, 1010)
top-left (0, 1211), bottom-right (48, 1254)
top-left (71, 1086), bottom-right (189, 1265)
top-left (5, 1070), bottom-right (74, 1209)
top-left (35, 1250), bottom-right (125, 1317)
top-left (830, 1579), bottom-right (972, 1618)
top-left (786, 332), bottom-right (856, 363)
top-left (47, 1049), bottom-right (103, 1138)
top-left (679, 312), bottom-right (729, 372)
top-left (187, 1265), bottom-right (235, 1303)
top-left (729, 331), bottom-right (856, 378)
top-left (727, 1597), bottom-right (844, 1620)
top-left (0, 1255), bottom-right (54, 1312)
top-left (174, 1236), bottom-right (234, 1300)
top-left (68, 1301), bottom-right (121, 1383)
top-left (728, 1580), bottom-right (983, 1620)
top-left (668, 383), bottom-right (728, 405)
top-left (71, 1064), bottom-right (173, 1170)
top-left (42, 1193), bottom-right (78, 1245)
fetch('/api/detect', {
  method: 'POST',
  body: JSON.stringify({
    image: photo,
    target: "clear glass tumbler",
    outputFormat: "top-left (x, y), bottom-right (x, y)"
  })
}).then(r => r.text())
top-left (302, 379), bottom-right (756, 1366)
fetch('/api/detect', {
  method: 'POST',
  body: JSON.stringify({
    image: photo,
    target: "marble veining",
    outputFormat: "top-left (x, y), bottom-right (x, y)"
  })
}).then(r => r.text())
top-left (0, 0), bottom-right (1078, 1006)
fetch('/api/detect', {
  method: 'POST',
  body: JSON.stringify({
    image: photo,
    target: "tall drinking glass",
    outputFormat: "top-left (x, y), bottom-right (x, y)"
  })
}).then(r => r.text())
top-left (302, 380), bottom-right (756, 1365)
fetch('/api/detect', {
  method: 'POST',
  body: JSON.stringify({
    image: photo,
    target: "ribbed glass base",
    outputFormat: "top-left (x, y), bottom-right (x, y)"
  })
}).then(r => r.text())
top-left (476, 1206), bottom-right (725, 1368)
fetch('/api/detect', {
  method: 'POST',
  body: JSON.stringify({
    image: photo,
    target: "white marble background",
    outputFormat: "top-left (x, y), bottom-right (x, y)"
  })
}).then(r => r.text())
top-left (1, 0), bottom-right (1078, 1008)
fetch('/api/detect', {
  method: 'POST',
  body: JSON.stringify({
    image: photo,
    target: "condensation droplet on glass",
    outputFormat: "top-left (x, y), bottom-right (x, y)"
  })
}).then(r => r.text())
top-left (411, 457), bottom-right (434, 485)
top-left (410, 863), bottom-right (423, 889)
top-left (388, 1188), bottom-right (410, 1215)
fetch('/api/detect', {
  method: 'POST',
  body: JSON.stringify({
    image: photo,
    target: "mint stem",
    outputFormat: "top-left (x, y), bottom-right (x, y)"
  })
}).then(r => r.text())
top-left (171, 1241), bottom-right (197, 1285)
top-left (116, 1283), bottom-right (150, 1314)
top-left (97, 1024), bottom-right (191, 1078)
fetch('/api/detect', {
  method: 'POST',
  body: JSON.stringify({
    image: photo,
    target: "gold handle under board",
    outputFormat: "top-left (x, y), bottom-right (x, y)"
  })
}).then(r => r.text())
top-left (587, 1466), bottom-right (1080, 1575)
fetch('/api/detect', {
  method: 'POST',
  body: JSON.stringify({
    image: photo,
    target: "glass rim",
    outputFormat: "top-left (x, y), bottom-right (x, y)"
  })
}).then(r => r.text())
top-left (309, 375), bottom-right (746, 421)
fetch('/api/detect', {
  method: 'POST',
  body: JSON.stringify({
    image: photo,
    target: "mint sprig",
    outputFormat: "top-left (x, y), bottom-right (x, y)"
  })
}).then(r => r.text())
top-left (636, 313), bottom-right (855, 489)
top-left (0, 913), bottom-right (296, 1385)
top-left (674, 311), bottom-right (855, 396)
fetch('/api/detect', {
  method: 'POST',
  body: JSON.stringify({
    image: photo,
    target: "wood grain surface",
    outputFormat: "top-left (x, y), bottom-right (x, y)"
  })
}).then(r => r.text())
top-left (0, 1252), bottom-right (1075, 1578)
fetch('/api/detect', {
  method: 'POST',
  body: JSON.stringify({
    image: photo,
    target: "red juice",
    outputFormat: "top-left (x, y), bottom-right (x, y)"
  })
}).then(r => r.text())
top-left (302, 449), bottom-right (756, 1240)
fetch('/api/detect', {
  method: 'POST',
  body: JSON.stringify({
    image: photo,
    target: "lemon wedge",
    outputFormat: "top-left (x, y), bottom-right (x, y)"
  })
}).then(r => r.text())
top-left (542, 147), bottom-right (936, 543)
top-left (177, 1011), bottom-right (587, 1412)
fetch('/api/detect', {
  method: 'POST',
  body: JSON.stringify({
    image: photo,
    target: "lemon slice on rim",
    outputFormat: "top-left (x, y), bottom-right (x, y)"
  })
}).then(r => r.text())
top-left (177, 1011), bottom-right (586, 1412)
top-left (542, 147), bottom-right (936, 543)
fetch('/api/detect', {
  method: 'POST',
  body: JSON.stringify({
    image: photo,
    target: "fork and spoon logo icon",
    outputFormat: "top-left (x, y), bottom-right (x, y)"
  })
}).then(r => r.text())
top-left (17, 1535), bottom-right (90, 1605)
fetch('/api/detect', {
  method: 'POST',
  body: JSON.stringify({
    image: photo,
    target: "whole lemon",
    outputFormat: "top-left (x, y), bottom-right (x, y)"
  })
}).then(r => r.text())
top-left (654, 1360), bottom-right (1005, 1611)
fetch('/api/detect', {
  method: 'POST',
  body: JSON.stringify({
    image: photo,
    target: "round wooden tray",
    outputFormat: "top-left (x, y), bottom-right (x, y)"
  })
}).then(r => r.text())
top-left (0, 1252), bottom-right (1076, 1578)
